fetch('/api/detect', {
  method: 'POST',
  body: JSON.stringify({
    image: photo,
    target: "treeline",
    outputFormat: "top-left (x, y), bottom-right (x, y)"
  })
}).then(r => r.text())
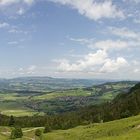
top-left (0, 83), bottom-right (140, 131)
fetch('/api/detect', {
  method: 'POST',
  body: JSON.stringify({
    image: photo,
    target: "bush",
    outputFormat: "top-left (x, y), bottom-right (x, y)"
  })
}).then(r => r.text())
top-left (10, 127), bottom-right (23, 139)
top-left (44, 124), bottom-right (51, 133)
top-left (35, 129), bottom-right (42, 137)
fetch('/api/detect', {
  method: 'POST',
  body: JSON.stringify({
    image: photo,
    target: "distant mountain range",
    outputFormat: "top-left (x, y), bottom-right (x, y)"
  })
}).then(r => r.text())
top-left (0, 76), bottom-right (114, 92)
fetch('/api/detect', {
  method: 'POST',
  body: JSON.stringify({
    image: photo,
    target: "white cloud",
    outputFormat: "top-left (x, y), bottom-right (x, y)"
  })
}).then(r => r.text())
top-left (8, 28), bottom-right (28, 34)
top-left (109, 27), bottom-right (139, 39)
top-left (0, 0), bottom-right (34, 15)
top-left (58, 50), bottom-right (107, 72)
top-left (100, 57), bottom-right (128, 73)
top-left (50, 0), bottom-right (124, 20)
top-left (8, 41), bottom-right (18, 45)
top-left (17, 8), bottom-right (25, 15)
top-left (70, 37), bottom-right (94, 45)
top-left (0, 22), bottom-right (9, 28)
top-left (27, 65), bottom-right (37, 74)
top-left (93, 40), bottom-right (128, 51)
top-left (18, 65), bottom-right (37, 75)
top-left (70, 38), bottom-right (129, 51)
top-left (57, 49), bottom-right (128, 73)
top-left (24, 0), bottom-right (34, 5)
top-left (0, 0), bottom-right (34, 6)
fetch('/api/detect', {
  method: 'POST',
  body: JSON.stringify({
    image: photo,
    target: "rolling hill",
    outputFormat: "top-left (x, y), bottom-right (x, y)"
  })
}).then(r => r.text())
top-left (0, 81), bottom-right (136, 116)
top-left (0, 77), bottom-right (108, 92)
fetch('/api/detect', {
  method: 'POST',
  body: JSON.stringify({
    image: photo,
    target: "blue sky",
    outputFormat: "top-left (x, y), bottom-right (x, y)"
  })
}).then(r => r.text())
top-left (0, 0), bottom-right (140, 80)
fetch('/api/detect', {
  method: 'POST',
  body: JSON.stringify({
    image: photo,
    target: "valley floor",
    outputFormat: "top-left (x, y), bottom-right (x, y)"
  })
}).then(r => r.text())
top-left (1, 115), bottom-right (140, 140)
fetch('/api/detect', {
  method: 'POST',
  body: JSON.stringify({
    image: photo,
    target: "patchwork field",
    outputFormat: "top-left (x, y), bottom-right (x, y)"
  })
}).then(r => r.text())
top-left (0, 81), bottom-right (136, 116)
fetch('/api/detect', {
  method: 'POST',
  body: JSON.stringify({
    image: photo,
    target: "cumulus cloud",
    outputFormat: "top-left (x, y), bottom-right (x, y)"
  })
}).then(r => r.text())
top-left (58, 50), bottom-right (107, 72)
top-left (57, 49), bottom-right (128, 73)
top-left (100, 57), bottom-right (128, 73)
top-left (50, 0), bottom-right (124, 20)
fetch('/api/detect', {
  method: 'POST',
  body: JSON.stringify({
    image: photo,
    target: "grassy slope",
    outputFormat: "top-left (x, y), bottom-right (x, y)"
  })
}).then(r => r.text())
top-left (43, 115), bottom-right (140, 140)
top-left (1, 115), bottom-right (140, 139)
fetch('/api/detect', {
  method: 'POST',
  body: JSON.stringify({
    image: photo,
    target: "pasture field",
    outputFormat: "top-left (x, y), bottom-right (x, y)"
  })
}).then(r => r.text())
top-left (0, 82), bottom-right (136, 116)
top-left (32, 89), bottom-right (91, 100)
top-left (0, 82), bottom-right (135, 116)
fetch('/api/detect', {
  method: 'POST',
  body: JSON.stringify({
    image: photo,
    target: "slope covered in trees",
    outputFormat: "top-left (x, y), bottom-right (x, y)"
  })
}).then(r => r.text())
top-left (77, 82), bottom-right (140, 123)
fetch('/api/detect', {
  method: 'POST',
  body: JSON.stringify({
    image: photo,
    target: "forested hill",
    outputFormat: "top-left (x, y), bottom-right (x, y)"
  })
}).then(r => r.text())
top-left (112, 82), bottom-right (140, 117)
top-left (78, 82), bottom-right (140, 123)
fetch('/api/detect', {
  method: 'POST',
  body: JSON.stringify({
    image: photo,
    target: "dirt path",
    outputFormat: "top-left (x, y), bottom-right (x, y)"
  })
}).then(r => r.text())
top-left (1, 127), bottom-right (44, 140)
top-left (23, 127), bottom-right (44, 132)
top-left (1, 131), bottom-right (10, 135)
top-left (136, 124), bottom-right (140, 129)
top-left (24, 136), bottom-right (36, 140)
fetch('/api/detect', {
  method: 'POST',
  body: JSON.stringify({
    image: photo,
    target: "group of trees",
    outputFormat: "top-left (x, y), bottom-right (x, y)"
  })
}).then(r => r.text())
top-left (35, 125), bottom-right (52, 138)
top-left (9, 122), bottom-right (51, 139)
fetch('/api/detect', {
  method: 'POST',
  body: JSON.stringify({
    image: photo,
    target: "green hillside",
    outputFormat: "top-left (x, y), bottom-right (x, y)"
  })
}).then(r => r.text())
top-left (42, 114), bottom-right (140, 140)
top-left (1, 115), bottom-right (140, 140)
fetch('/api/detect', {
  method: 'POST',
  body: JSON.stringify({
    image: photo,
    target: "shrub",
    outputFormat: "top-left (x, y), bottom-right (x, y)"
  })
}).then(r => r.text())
top-left (10, 127), bottom-right (23, 139)
top-left (44, 124), bottom-right (51, 133)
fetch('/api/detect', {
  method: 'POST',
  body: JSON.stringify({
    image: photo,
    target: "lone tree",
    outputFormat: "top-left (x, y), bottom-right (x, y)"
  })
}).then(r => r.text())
top-left (9, 115), bottom-right (15, 126)
top-left (44, 124), bottom-right (51, 133)
top-left (10, 127), bottom-right (23, 139)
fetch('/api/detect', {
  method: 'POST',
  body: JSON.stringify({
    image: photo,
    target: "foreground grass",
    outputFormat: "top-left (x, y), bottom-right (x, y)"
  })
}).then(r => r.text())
top-left (43, 115), bottom-right (140, 140)
top-left (1, 115), bottom-right (140, 139)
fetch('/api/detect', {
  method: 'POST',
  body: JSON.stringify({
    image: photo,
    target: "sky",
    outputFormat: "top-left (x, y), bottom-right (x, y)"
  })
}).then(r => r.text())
top-left (0, 0), bottom-right (140, 80)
